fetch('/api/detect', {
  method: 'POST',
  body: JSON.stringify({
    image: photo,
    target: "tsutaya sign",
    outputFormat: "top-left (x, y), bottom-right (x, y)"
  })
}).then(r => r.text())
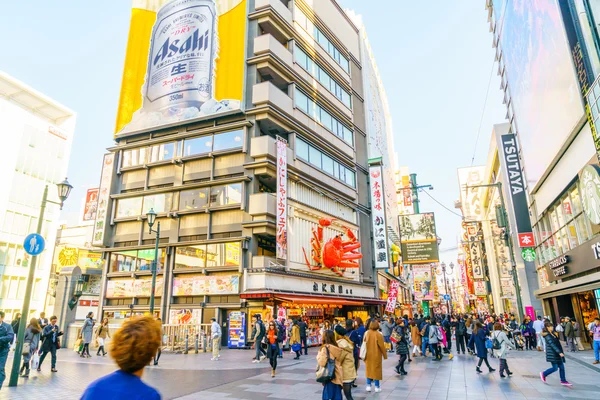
top-left (500, 134), bottom-right (534, 247)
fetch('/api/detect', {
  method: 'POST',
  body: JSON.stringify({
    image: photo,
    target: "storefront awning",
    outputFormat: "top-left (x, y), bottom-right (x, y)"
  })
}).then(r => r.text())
top-left (276, 295), bottom-right (363, 306)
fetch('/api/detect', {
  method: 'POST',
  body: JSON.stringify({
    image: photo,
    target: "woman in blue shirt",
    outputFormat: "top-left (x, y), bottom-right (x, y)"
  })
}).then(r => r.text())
top-left (81, 316), bottom-right (162, 400)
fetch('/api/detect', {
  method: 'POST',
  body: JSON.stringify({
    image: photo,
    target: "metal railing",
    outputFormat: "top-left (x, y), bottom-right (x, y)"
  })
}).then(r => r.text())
top-left (161, 324), bottom-right (212, 353)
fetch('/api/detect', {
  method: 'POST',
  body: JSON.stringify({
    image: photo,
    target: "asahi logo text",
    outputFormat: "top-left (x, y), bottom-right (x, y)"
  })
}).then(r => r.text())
top-left (502, 136), bottom-right (524, 195)
top-left (153, 28), bottom-right (209, 66)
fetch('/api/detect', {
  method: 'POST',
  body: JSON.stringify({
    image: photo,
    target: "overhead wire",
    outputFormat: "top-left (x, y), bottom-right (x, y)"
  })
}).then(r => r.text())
top-left (418, 188), bottom-right (464, 219)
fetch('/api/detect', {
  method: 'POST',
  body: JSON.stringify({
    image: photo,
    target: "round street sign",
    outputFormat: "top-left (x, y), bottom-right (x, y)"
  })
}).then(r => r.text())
top-left (521, 248), bottom-right (536, 262)
top-left (24, 233), bottom-right (45, 256)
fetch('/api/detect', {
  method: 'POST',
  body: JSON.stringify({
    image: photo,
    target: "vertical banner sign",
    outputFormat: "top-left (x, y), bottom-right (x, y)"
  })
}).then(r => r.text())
top-left (82, 188), bottom-right (99, 222)
top-left (276, 137), bottom-right (287, 260)
top-left (385, 281), bottom-right (400, 313)
top-left (92, 154), bottom-right (115, 247)
top-left (412, 264), bottom-right (434, 301)
top-left (500, 134), bottom-right (534, 246)
top-left (369, 165), bottom-right (389, 268)
top-left (461, 221), bottom-right (475, 295)
top-left (465, 223), bottom-right (484, 279)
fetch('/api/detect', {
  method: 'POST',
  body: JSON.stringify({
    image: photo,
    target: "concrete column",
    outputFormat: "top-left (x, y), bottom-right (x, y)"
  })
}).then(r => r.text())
top-left (52, 266), bottom-right (82, 348)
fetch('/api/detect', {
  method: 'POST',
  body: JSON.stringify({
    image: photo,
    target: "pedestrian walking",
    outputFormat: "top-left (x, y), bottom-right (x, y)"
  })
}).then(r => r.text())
top-left (521, 316), bottom-right (535, 351)
top-left (81, 312), bottom-right (95, 358)
top-left (589, 318), bottom-right (600, 365)
top-left (334, 325), bottom-right (356, 399)
top-left (532, 316), bottom-right (545, 352)
top-left (96, 318), bottom-right (111, 356)
top-left (37, 315), bottom-right (63, 373)
top-left (564, 317), bottom-right (576, 352)
top-left (210, 317), bottom-right (221, 361)
top-left (0, 311), bottom-right (15, 389)
top-left (428, 320), bottom-right (443, 361)
top-left (299, 318), bottom-right (309, 355)
top-left (492, 322), bottom-right (514, 378)
top-left (153, 318), bottom-right (162, 366)
top-left (410, 320), bottom-right (422, 357)
top-left (363, 320), bottom-right (387, 393)
top-left (469, 321), bottom-right (495, 373)
top-left (250, 314), bottom-right (267, 363)
top-left (81, 316), bottom-right (162, 399)
top-left (466, 317), bottom-right (475, 355)
top-left (263, 320), bottom-right (280, 377)
top-left (10, 313), bottom-right (21, 350)
top-left (393, 321), bottom-right (409, 375)
top-left (317, 330), bottom-right (345, 400)
top-left (38, 312), bottom-right (49, 331)
top-left (291, 319), bottom-right (302, 360)
top-left (420, 316), bottom-right (431, 357)
top-left (381, 316), bottom-right (395, 353)
top-left (540, 321), bottom-right (572, 386)
top-left (455, 316), bottom-right (467, 354)
top-left (19, 318), bottom-right (41, 378)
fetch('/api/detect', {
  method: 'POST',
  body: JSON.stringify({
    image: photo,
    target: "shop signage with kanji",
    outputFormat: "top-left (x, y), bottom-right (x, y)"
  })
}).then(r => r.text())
top-left (276, 137), bottom-right (288, 260)
top-left (369, 165), bottom-right (390, 268)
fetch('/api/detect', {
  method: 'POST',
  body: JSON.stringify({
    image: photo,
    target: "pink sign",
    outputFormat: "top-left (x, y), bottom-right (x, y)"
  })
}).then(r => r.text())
top-left (525, 306), bottom-right (535, 320)
top-left (385, 281), bottom-right (400, 313)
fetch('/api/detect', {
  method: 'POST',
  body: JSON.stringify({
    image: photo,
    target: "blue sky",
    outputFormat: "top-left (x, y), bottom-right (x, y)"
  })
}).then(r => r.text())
top-left (0, 1), bottom-right (506, 262)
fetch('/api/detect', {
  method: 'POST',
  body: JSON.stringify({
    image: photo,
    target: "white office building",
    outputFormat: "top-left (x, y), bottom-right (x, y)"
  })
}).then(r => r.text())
top-left (0, 71), bottom-right (76, 320)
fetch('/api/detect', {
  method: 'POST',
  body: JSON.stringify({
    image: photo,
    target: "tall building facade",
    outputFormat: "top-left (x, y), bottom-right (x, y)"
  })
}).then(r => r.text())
top-left (0, 71), bottom-right (76, 320)
top-left (486, 0), bottom-right (600, 335)
top-left (95, 0), bottom-right (399, 343)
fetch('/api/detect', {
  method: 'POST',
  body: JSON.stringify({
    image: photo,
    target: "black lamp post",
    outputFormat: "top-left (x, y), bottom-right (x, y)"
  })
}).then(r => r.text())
top-left (146, 208), bottom-right (160, 315)
top-left (437, 261), bottom-right (454, 314)
top-left (9, 178), bottom-right (72, 387)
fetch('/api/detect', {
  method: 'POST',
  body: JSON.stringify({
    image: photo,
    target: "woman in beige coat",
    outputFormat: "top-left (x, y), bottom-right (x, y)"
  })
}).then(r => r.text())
top-left (410, 321), bottom-right (422, 356)
top-left (363, 320), bottom-right (387, 393)
top-left (335, 325), bottom-right (356, 400)
top-left (317, 330), bottom-right (346, 399)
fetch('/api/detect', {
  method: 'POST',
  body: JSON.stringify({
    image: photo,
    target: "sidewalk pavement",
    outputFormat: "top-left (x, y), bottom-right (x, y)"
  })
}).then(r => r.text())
top-left (1, 345), bottom-right (599, 399)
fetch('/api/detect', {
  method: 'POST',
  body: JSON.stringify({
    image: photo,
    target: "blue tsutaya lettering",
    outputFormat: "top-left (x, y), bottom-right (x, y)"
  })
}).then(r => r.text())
top-left (153, 29), bottom-right (209, 66)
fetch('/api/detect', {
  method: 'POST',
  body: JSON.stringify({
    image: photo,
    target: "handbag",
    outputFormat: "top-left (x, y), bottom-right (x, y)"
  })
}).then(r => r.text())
top-left (485, 338), bottom-right (493, 349)
top-left (359, 333), bottom-right (368, 360)
top-left (31, 351), bottom-right (40, 370)
top-left (56, 338), bottom-right (61, 350)
top-left (315, 345), bottom-right (336, 384)
top-left (291, 343), bottom-right (302, 352)
top-left (390, 330), bottom-right (402, 343)
top-left (22, 342), bottom-right (31, 356)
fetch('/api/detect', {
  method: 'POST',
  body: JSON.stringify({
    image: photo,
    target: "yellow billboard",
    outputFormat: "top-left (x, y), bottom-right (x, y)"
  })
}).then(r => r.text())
top-left (115, 0), bottom-right (247, 134)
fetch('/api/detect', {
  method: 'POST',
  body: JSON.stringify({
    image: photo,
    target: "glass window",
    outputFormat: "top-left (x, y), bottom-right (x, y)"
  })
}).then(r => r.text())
top-left (296, 138), bottom-right (309, 161)
top-left (565, 221), bottom-right (579, 249)
top-left (549, 209), bottom-right (561, 232)
top-left (8, 277), bottom-right (18, 299)
top-left (6, 245), bottom-right (16, 267)
top-left (17, 277), bottom-right (28, 299)
top-left (295, 90), bottom-right (309, 113)
top-left (322, 154), bottom-right (334, 175)
top-left (575, 214), bottom-right (592, 243)
top-left (3, 211), bottom-right (13, 233)
top-left (562, 195), bottom-right (574, 220)
top-left (175, 245), bottom-right (207, 269)
top-left (309, 146), bottom-right (321, 168)
top-left (116, 197), bottom-right (143, 219)
top-left (320, 110), bottom-right (333, 131)
top-left (180, 188), bottom-right (209, 210)
top-left (15, 246), bottom-right (26, 267)
top-left (149, 142), bottom-right (175, 163)
top-left (184, 136), bottom-right (212, 156)
top-left (143, 193), bottom-right (172, 214)
top-left (213, 130), bottom-right (244, 152)
top-left (205, 242), bottom-right (240, 267)
top-left (296, 48), bottom-right (308, 69)
top-left (210, 183), bottom-right (242, 206)
top-left (571, 186), bottom-right (583, 215)
top-left (345, 168), bottom-right (356, 187)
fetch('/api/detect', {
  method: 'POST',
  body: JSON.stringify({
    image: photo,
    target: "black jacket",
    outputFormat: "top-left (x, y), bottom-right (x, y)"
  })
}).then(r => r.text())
top-left (298, 321), bottom-right (307, 337)
top-left (394, 326), bottom-right (409, 355)
top-left (40, 324), bottom-right (63, 351)
top-left (543, 331), bottom-right (564, 364)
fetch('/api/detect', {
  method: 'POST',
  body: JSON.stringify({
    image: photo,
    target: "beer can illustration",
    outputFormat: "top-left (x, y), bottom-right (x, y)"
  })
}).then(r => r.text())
top-left (143, 0), bottom-right (217, 112)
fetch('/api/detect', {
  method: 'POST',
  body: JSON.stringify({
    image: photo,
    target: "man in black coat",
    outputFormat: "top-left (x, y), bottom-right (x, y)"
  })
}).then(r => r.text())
top-left (38, 316), bottom-right (63, 373)
top-left (0, 312), bottom-right (15, 389)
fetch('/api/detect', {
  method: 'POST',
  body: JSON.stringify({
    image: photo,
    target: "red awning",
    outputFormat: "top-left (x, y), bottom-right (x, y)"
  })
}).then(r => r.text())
top-left (276, 295), bottom-right (363, 306)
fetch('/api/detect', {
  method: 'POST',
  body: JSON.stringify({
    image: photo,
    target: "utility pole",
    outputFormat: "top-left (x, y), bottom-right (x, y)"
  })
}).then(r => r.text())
top-left (465, 182), bottom-right (524, 322)
top-left (409, 173), bottom-right (433, 214)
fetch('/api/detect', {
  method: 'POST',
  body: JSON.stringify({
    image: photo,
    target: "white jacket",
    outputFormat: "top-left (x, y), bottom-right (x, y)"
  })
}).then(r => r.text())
top-left (492, 330), bottom-right (514, 359)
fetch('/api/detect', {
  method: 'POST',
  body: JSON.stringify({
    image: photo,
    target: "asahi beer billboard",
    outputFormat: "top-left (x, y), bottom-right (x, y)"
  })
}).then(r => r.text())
top-left (115, 0), bottom-right (247, 134)
top-left (399, 213), bottom-right (439, 264)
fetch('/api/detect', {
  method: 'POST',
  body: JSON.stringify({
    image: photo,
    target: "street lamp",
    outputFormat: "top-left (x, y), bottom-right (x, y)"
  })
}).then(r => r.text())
top-left (437, 262), bottom-right (454, 314)
top-left (9, 178), bottom-right (72, 387)
top-left (146, 208), bottom-right (160, 316)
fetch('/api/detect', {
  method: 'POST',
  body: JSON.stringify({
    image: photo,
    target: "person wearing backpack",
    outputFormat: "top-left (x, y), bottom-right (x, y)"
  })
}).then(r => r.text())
top-left (317, 330), bottom-right (345, 400)
top-left (455, 316), bottom-right (467, 355)
top-left (428, 320), bottom-right (443, 361)
top-left (420, 317), bottom-right (431, 357)
top-left (250, 314), bottom-right (267, 363)
top-left (492, 322), bottom-right (514, 378)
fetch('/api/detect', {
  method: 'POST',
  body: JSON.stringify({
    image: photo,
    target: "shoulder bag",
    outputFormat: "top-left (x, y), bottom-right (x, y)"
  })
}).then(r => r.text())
top-left (22, 342), bottom-right (31, 356)
top-left (359, 332), bottom-right (368, 360)
top-left (316, 345), bottom-right (336, 383)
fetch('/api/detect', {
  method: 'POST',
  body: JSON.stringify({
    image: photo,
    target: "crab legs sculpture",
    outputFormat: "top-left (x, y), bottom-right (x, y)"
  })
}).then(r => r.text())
top-left (302, 218), bottom-right (363, 276)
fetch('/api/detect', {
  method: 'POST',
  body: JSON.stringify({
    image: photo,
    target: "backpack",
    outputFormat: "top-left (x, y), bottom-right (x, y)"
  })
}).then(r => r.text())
top-left (276, 322), bottom-right (285, 343)
top-left (457, 322), bottom-right (466, 335)
top-left (258, 321), bottom-right (266, 337)
top-left (492, 333), bottom-right (502, 350)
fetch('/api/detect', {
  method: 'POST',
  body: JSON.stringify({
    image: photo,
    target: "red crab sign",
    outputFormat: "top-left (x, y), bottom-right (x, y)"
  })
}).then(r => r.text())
top-left (302, 218), bottom-right (362, 276)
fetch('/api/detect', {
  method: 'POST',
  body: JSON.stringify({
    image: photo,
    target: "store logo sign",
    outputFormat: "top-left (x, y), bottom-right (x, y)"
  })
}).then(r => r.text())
top-left (548, 255), bottom-right (569, 277)
top-left (579, 165), bottom-right (600, 225)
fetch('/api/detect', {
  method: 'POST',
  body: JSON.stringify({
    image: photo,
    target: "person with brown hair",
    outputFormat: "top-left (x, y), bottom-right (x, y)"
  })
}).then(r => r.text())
top-left (19, 318), bottom-right (41, 377)
top-left (265, 320), bottom-right (279, 377)
top-left (334, 325), bottom-right (356, 400)
top-left (96, 318), bottom-right (111, 357)
top-left (468, 321), bottom-right (495, 374)
top-left (491, 322), bottom-right (514, 378)
top-left (81, 316), bottom-right (162, 399)
top-left (317, 330), bottom-right (345, 400)
top-left (540, 321), bottom-right (572, 386)
top-left (363, 320), bottom-right (387, 393)
top-left (410, 320), bottom-right (422, 357)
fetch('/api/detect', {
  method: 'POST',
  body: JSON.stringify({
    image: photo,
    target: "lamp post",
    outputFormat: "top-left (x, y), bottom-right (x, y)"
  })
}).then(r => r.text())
top-left (437, 261), bottom-right (454, 315)
top-left (146, 208), bottom-right (160, 316)
top-left (9, 178), bottom-right (72, 387)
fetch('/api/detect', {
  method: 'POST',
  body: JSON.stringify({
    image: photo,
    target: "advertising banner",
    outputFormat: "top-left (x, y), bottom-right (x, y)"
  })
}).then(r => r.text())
top-left (369, 165), bottom-right (390, 268)
top-left (579, 165), bottom-right (600, 225)
top-left (106, 277), bottom-right (164, 298)
top-left (500, 134), bottom-right (535, 245)
top-left (169, 309), bottom-right (202, 324)
top-left (82, 188), bottom-right (99, 222)
top-left (474, 280), bottom-right (488, 296)
top-left (413, 264), bottom-right (434, 301)
top-left (92, 153), bottom-right (115, 247)
top-left (115, 0), bottom-right (247, 135)
top-left (461, 221), bottom-right (475, 295)
top-left (399, 213), bottom-right (439, 264)
top-left (457, 166), bottom-right (485, 221)
top-left (396, 167), bottom-right (414, 215)
top-left (276, 137), bottom-right (288, 260)
top-left (385, 281), bottom-right (400, 313)
top-left (464, 222), bottom-right (484, 279)
top-left (172, 274), bottom-right (239, 296)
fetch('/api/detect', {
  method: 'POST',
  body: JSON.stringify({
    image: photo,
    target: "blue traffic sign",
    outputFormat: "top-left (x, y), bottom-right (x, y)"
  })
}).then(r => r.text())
top-left (24, 233), bottom-right (45, 256)
top-left (443, 294), bottom-right (451, 301)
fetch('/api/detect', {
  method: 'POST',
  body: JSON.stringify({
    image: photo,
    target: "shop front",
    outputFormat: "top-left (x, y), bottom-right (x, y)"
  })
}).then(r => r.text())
top-left (536, 235), bottom-right (600, 344)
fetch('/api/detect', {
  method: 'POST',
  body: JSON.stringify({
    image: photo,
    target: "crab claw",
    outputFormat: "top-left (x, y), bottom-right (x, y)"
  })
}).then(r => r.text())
top-left (318, 218), bottom-right (335, 227)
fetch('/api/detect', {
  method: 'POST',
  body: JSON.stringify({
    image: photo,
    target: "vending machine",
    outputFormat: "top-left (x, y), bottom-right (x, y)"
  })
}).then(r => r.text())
top-left (227, 311), bottom-right (247, 348)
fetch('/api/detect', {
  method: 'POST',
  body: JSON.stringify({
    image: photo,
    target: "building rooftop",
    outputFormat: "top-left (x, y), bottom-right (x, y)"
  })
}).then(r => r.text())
top-left (0, 71), bottom-right (75, 123)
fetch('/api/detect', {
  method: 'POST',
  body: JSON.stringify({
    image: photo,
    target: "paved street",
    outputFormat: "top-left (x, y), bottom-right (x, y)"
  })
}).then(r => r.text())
top-left (1, 345), bottom-right (598, 400)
